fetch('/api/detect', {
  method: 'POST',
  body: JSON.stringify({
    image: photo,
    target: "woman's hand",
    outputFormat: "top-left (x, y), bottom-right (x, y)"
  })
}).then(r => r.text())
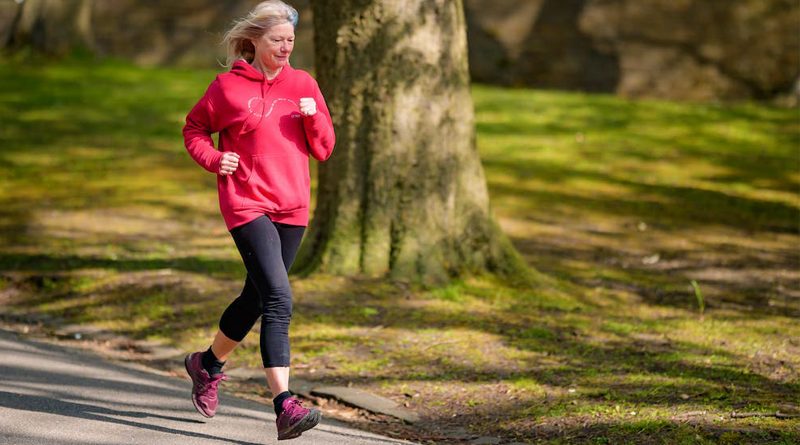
top-left (219, 152), bottom-right (240, 176)
top-left (299, 97), bottom-right (317, 116)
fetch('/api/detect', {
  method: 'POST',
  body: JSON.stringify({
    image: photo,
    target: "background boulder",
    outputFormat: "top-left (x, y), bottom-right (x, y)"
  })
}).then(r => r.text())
top-left (465, 0), bottom-right (799, 101)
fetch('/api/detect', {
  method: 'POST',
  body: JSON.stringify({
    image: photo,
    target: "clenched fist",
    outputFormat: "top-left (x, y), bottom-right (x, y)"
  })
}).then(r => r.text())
top-left (219, 152), bottom-right (240, 176)
top-left (299, 97), bottom-right (317, 116)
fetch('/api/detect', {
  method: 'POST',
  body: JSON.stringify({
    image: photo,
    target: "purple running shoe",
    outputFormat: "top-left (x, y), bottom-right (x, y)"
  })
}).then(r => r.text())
top-left (184, 352), bottom-right (227, 418)
top-left (276, 397), bottom-right (321, 440)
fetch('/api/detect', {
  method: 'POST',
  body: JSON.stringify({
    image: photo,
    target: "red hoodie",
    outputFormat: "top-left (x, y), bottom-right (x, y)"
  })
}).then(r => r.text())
top-left (183, 60), bottom-right (335, 230)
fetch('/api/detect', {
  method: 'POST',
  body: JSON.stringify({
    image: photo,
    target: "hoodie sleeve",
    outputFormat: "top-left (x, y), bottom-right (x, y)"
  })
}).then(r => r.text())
top-left (183, 79), bottom-right (224, 173)
top-left (303, 80), bottom-right (336, 162)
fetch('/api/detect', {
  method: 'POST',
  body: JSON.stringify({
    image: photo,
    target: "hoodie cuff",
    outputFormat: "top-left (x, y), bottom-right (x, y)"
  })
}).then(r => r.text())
top-left (206, 150), bottom-right (223, 174)
top-left (302, 112), bottom-right (324, 132)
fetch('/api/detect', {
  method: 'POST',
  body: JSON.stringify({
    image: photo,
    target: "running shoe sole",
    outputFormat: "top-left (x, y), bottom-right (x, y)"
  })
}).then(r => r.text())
top-left (278, 409), bottom-right (321, 440)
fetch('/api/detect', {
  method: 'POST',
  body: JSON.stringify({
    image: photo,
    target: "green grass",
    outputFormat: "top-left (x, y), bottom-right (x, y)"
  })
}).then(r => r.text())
top-left (1, 55), bottom-right (798, 444)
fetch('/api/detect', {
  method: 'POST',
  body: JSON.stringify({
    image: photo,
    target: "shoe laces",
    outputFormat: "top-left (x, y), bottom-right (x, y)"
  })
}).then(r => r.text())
top-left (283, 397), bottom-right (308, 416)
top-left (199, 372), bottom-right (227, 393)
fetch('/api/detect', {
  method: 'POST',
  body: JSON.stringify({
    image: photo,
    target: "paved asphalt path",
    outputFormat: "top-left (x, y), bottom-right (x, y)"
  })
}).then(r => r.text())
top-left (0, 329), bottom-right (416, 445)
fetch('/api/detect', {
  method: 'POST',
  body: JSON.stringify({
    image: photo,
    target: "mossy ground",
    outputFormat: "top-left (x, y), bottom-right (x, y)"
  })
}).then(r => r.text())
top-left (1, 56), bottom-right (798, 444)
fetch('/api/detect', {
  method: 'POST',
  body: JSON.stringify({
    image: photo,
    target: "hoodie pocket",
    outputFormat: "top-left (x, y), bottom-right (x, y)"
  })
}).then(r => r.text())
top-left (235, 154), bottom-right (309, 212)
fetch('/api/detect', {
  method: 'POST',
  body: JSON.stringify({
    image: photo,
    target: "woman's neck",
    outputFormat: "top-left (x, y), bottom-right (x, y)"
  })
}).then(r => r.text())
top-left (251, 59), bottom-right (282, 80)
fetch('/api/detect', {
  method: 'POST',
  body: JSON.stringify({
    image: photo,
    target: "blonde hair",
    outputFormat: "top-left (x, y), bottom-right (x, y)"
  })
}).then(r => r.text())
top-left (222, 1), bottom-right (299, 67)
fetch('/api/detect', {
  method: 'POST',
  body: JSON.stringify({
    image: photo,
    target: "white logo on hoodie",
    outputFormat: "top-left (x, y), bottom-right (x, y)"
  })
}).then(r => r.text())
top-left (248, 97), bottom-right (300, 119)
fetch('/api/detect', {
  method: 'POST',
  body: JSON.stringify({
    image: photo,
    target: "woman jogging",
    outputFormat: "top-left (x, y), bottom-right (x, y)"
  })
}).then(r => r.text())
top-left (181, 1), bottom-right (334, 440)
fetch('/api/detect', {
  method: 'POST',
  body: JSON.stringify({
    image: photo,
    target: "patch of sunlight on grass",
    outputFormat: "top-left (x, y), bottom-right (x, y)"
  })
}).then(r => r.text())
top-left (37, 294), bottom-right (94, 314)
top-left (601, 320), bottom-right (637, 335)
top-left (427, 280), bottom-right (467, 302)
top-left (653, 317), bottom-right (800, 362)
top-left (519, 325), bottom-right (557, 340)
top-left (510, 377), bottom-right (548, 394)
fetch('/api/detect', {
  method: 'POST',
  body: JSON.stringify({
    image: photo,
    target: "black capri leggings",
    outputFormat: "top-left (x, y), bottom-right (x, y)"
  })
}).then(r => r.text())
top-left (219, 215), bottom-right (305, 368)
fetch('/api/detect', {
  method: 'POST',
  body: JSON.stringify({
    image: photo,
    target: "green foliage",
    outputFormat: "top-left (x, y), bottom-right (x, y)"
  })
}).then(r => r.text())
top-left (429, 280), bottom-right (466, 302)
top-left (691, 279), bottom-right (705, 316)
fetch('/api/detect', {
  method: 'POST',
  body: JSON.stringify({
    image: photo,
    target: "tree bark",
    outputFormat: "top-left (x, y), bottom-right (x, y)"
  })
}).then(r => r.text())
top-left (299, 0), bottom-right (525, 283)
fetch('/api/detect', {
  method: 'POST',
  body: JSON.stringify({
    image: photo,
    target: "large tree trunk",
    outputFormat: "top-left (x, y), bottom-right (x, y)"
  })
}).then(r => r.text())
top-left (5, 0), bottom-right (95, 54)
top-left (298, 0), bottom-right (524, 283)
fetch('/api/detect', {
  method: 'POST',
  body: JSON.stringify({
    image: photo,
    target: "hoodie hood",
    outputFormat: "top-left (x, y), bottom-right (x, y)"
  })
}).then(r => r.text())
top-left (230, 59), bottom-right (292, 84)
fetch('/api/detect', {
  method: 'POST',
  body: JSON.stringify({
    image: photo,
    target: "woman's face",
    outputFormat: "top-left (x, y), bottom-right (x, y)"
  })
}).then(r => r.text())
top-left (252, 22), bottom-right (295, 72)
